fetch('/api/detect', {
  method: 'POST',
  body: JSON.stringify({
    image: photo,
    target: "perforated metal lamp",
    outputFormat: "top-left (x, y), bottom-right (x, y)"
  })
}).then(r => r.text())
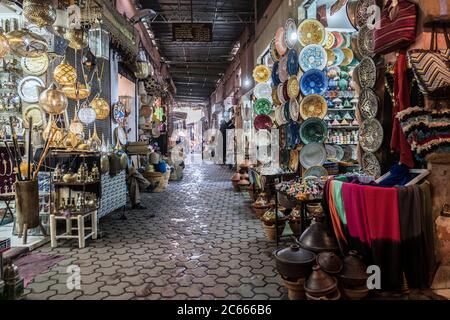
top-left (88, 22), bottom-right (110, 60)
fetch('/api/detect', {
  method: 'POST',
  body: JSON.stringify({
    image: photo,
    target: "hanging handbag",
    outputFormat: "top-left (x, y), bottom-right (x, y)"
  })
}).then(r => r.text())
top-left (373, 0), bottom-right (418, 55)
top-left (408, 24), bottom-right (450, 100)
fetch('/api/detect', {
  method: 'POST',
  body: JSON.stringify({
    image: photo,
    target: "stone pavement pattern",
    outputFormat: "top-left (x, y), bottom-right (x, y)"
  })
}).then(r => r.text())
top-left (23, 164), bottom-right (287, 300)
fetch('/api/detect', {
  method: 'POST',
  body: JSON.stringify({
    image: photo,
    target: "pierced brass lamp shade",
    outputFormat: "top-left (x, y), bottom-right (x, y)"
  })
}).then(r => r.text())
top-left (53, 58), bottom-right (77, 86)
top-left (39, 83), bottom-right (68, 115)
top-left (61, 83), bottom-right (91, 100)
top-left (90, 97), bottom-right (110, 120)
top-left (65, 28), bottom-right (88, 50)
top-left (23, 0), bottom-right (57, 28)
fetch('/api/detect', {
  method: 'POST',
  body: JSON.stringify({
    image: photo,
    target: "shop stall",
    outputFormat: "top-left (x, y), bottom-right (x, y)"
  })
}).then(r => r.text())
top-left (232, 0), bottom-right (450, 300)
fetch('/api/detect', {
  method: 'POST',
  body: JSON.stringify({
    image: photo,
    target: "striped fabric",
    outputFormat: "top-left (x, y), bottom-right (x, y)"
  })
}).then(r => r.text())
top-left (408, 49), bottom-right (450, 98)
top-left (373, 0), bottom-right (417, 55)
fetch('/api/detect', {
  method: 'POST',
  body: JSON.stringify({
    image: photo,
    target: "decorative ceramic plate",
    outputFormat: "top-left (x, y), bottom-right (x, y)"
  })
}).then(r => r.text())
top-left (113, 102), bottom-right (126, 124)
top-left (334, 145), bottom-right (345, 161)
top-left (18, 76), bottom-right (45, 103)
top-left (300, 117), bottom-right (328, 144)
top-left (115, 126), bottom-right (128, 145)
top-left (357, 25), bottom-right (375, 57)
top-left (21, 55), bottom-right (49, 76)
top-left (325, 144), bottom-right (337, 160)
top-left (287, 49), bottom-right (299, 76)
top-left (299, 143), bottom-right (327, 169)
top-left (272, 87), bottom-right (281, 106)
top-left (341, 48), bottom-right (354, 66)
top-left (300, 94), bottom-right (328, 120)
top-left (342, 145), bottom-right (356, 162)
top-left (285, 18), bottom-right (298, 49)
top-left (326, 49), bottom-right (336, 67)
top-left (358, 88), bottom-right (379, 119)
top-left (359, 118), bottom-right (383, 153)
top-left (270, 38), bottom-right (281, 62)
top-left (289, 98), bottom-right (300, 122)
top-left (304, 165), bottom-right (328, 178)
top-left (298, 19), bottom-right (326, 47)
top-left (254, 98), bottom-right (273, 115)
top-left (356, 0), bottom-right (376, 29)
top-left (253, 65), bottom-right (271, 83)
top-left (254, 114), bottom-right (273, 130)
top-left (271, 61), bottom-right (281, 86)
top-left (283, 80), bottom-right (290, 102)
top-left (274, 105), bottom-right (284, 126)
top-left (332, 48), bottom-right (345, 66)
top-left (323, 31), bottom-right (335, 49)
top-left (299, 45), bottom-right (327, 72)
top-left (275, 27), bottom-right (288, 56)
top-left (287, 76), bottom-right (300, 99)
top-left (362, 152), bottom-right (381, 178)
top-left (284, 102), bottom-right (291, 123)
top-left (279, 54), bottom-right (289, 82)
top-left (254, 83), bottom-right (272, 100)
top-left (300, 69), bottom-right (328, 96)
top-left (332, 31), bottom-right (344, 49)
top-left (277, 83), bottom-right (286, 104)
top-left (358, 56), bottom-right (377, 89)
top-left (22, 104), bottom-right (45, 128)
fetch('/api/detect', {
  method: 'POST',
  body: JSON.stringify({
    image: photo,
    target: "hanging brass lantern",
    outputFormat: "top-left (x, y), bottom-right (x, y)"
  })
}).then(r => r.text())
top-left (53, 58), bottom-right (77, 86)
top-left (61, 82), bottom-right (91, 100)
top-left (6, 29), bottom-right (48, 58)
top-left (64, 28), bottom-right (88, 50)
top-left (0, 30), bottom-right (10, 58)
top-left (39, 83), bottom-right (68, 115)
top-left (134, 50), bottom-right (150, 80)
top-left (23, 0), bottom-right (57, 28)
top-left (90, 97), bottom-right (110, 120)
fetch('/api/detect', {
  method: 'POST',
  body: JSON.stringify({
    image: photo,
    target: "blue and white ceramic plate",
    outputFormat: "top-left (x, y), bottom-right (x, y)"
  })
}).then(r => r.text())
top-left (287, 49), bottom-right (299, 76)
top-left (300, 69), bottom-right (328, 96)
top-left (332, 49), bottom-right (345, 66)
top-left (299, 44), bottom-right (327, 72)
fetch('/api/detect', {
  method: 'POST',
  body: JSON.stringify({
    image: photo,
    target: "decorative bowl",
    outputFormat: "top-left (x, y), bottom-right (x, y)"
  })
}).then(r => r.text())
top-left (300, 117), bottom-right (328, 144)
top-left (299, 45), bottom-right (327, 72)
top-left (300, 69), bottom-right (328, 96)
top-left (297, 19), bottom-right (326, 47)
top-left (300, 94), bottom-right (328, 120)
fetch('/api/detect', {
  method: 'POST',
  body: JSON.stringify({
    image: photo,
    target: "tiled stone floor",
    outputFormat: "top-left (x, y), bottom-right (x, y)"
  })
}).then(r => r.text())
top-left (23, 164), bottom-right (286, 300)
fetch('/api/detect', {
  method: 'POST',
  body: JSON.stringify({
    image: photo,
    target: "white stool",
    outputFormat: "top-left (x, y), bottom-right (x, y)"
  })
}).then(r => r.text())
top-left (50, 211), bottom-right (98, 249)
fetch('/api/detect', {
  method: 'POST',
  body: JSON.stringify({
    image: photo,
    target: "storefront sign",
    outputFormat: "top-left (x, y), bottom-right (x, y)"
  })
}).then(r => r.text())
top-left (172, 23), bottom-right (213, 42)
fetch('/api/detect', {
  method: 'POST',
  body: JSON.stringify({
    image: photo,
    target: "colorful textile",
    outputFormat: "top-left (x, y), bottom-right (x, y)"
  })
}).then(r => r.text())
top-left (342, 183), bottom-right (371, 245)
top-left (331, 180), bottom-right (347, 226)
top-left (328, 180), bottom-right (347, 249)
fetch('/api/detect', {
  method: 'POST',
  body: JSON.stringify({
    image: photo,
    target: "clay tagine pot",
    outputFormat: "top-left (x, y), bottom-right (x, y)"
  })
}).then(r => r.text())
top-left (339, 250), bottom-right (369, 287)
top-left (252, 193), bottom-right (270, 218)
top-left (316, 252), bottom-right (343, 275)
top-left (231, 171), bottom-right (241, 191)
top-left (298, 216), bottom-right (340, 253)
top-left (288, 205), bottom-right (302, 236)
top-left (304, 265), bottom-right (338, 298)
top-left (273, 244), bottom-right (316, 280)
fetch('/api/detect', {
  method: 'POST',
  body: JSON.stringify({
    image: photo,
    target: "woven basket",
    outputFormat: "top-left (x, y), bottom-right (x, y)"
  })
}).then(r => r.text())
top-left (144, 172), bottom-right (165, 193)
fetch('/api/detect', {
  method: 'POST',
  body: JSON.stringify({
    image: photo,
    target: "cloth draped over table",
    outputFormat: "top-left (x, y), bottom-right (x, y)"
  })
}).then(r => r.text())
top-left (323, 177), bottom-right (436, 291)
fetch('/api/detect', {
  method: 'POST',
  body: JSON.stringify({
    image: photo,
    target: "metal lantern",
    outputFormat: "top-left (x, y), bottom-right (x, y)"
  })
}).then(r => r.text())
top-left (134, 50), bottom-right (150, 80)
top-left (90, 97), bottom-right (110, 120)
top-left (67, 4), bottom-right (81, 29)
top-left (6, 30), bottom-right (48, 58)
top-left (62, 83), bottom-right (91, 101)
top-left (69, 110), bottom-right (84, 135)
top-left (23, 0), bottom-right (57, 28)
top-left (78, 106), bottom-right (97, 125)
top-left (0, 30), bottom-right (10, 58)
top-left (39, 83), bottom-right (68, 115)
top-left (53, 9), bottom-right (69, 35)
top-left (88, 23), bottom-right (110, 60)
top-left (65, 28), bottom-right (88, 50)
top-left (53, 58), bottom-right (77, 86)
top-left (46, 32), bottom-right (69, 57)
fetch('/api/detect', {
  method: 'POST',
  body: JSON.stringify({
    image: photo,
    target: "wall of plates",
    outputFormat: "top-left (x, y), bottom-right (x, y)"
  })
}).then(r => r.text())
top-left (251, 2), bottom-right (367, 177)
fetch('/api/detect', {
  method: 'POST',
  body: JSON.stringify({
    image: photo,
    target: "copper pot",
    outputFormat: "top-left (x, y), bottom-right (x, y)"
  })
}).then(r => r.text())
top-left (298, 216), bottom-right (340, 253)
top-left (304, 265), bottom-right (338, 298)
top-left (339, 250), bottom-right (369, 287)
top-left (274, 244), bottom-right (316, 280)
top-left (316, 252), bottom-right (343, 274)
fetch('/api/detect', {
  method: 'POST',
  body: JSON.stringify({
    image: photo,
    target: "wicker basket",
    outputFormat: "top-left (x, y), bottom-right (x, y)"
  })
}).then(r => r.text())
top-left (143, 172), bottom-right (165, 193)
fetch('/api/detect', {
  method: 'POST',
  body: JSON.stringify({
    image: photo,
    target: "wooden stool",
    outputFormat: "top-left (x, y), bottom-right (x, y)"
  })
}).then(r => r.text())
top-left (50, 211), bottom-right (98, 249)
top-left (0, 193), bottom-right (15, 225)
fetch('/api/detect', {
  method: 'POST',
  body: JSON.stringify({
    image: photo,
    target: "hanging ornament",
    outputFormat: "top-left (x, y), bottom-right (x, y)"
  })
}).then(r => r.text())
top-left (90, 96), bottom-right (110, 120)
top-left (39, 83), bottom-right (68, 115)
top-left (90, 123), bottom-right (102, 151)
top-left (0, 29), bottom-right (10, 58)
top-left (78, 104), bottom-right (97, 125)
top-left (62, 82), bottom-right (91, 101)
top-left (53, 57), bottom-right (77, 86)
top-left (23, 0), bottom-right (57, 28)
top-left (69, 107), bottom-right (84, 135)
top-left (88, 22), bottom-right (110, 60)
